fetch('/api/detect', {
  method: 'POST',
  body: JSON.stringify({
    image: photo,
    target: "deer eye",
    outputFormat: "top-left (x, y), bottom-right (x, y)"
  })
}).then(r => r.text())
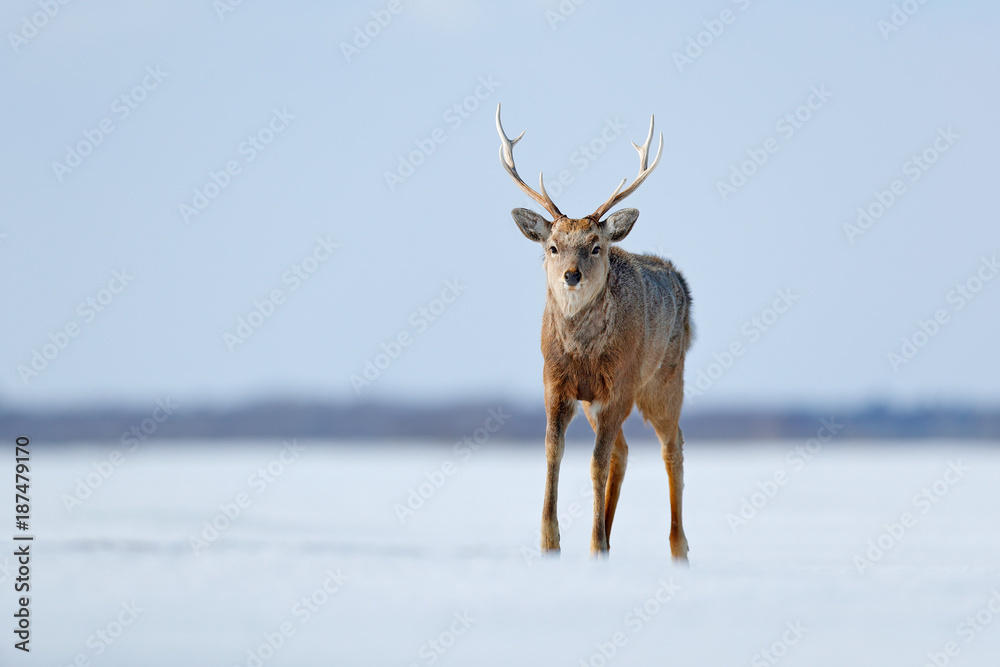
top-left (549, 246), bottom-right (558, 255)
top-left (592, 246), bottom-right (601, 255)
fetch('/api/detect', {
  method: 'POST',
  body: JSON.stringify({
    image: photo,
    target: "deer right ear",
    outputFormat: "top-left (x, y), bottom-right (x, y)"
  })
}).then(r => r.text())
top-left (602, 208), bottom-right (639, 242)
top-left (511, 208), bottom-right (551, 243)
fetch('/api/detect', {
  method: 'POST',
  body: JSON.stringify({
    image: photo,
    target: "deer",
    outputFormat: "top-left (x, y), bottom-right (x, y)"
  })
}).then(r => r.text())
top-left (495, 104), bottom-right (694, 561)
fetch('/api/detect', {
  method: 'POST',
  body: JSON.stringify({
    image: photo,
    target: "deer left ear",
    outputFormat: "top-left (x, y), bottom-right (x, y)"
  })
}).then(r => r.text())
top-left (602, 208), bottom-right (639, 242)
top-left (511, 208), bottom-right (552, 243)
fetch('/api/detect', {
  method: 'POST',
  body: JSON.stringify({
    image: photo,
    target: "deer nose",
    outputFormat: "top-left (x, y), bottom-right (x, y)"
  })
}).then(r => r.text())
top-left (564, 269), bottom-right (581, 286)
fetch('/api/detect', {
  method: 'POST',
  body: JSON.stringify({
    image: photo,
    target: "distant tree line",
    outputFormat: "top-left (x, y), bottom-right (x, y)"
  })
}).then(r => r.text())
top-left (1, 400), bottom-right (998, 444)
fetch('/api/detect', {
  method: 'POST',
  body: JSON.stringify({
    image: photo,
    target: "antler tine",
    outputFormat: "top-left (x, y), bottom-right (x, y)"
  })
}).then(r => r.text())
top-left (537, 172), bottom-right (555, 207)
top-left (590, 114), bottom-right (663, 222)
top-left (496, 104), bottom-right (563, 219)
top-left (632, 114), bottom-right (656, 170)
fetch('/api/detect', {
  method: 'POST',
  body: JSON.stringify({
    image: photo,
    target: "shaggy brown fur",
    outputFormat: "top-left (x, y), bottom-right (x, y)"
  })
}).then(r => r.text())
top-left (532, 221), bottom-right (693, 560)
top-left (497, 106), bottom-right (694, 560)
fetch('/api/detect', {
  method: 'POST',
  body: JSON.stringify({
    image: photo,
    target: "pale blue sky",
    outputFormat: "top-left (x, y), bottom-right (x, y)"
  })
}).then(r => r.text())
top-left (2, 1), bottom-right (998, 409)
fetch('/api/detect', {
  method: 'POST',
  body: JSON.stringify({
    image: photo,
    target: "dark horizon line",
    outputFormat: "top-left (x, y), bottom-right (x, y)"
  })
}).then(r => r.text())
top-left (1, 398), bottom-right (999, 443)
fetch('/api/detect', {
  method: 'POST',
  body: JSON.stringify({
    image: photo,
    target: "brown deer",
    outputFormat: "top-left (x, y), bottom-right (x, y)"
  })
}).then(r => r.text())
top-left (496, 104), bottom-right (693, 561)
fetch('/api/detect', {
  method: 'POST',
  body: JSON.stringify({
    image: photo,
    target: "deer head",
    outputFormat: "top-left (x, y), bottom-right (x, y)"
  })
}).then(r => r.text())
top-left (496, 104), bottom-right (663, 316)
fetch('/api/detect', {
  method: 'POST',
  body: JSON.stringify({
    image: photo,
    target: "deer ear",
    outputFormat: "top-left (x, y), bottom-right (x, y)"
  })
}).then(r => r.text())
top-left (511, 208), bottom-right (552, 242)
top-left (602, 208), bottom-right (639, 242)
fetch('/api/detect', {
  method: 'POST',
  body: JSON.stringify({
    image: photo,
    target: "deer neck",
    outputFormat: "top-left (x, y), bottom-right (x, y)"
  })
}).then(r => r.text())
top-left (546, 276), bottom-right (614, 353)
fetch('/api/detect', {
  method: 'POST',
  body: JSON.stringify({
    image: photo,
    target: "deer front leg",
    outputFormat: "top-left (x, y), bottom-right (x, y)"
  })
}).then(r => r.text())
top-left (541, 395), bottom-right (576, 553)
top-left (590, 402), bottom-right (630, 556)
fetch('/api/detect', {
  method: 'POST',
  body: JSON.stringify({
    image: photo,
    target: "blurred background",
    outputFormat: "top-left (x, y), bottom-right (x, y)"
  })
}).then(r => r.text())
top-left (2, 0), bottom-right (999, 433)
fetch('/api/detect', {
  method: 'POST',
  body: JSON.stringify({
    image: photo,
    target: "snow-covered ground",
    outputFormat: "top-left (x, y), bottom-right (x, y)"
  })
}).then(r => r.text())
top-left (4, 437), bottom-right (1000, 666)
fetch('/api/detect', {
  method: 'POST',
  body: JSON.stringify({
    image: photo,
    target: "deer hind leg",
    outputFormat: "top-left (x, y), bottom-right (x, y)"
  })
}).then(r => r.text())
top-left (661, 427), bottom-right (689, 562)
top-left (638, 370), bottom-right (689, 562)
top-left (605, 434), bottom-right (628, 547)
top-left (583, 401), bottom-right (631, 557)
top-left (582, 403), bottom-right (629, 548)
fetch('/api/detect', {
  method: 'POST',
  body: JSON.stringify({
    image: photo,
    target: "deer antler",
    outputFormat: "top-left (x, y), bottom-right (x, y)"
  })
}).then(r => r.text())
top-left (589, 115), bottom-right (663, 222)
top-left (496, 104), bottom-right (563, 220)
